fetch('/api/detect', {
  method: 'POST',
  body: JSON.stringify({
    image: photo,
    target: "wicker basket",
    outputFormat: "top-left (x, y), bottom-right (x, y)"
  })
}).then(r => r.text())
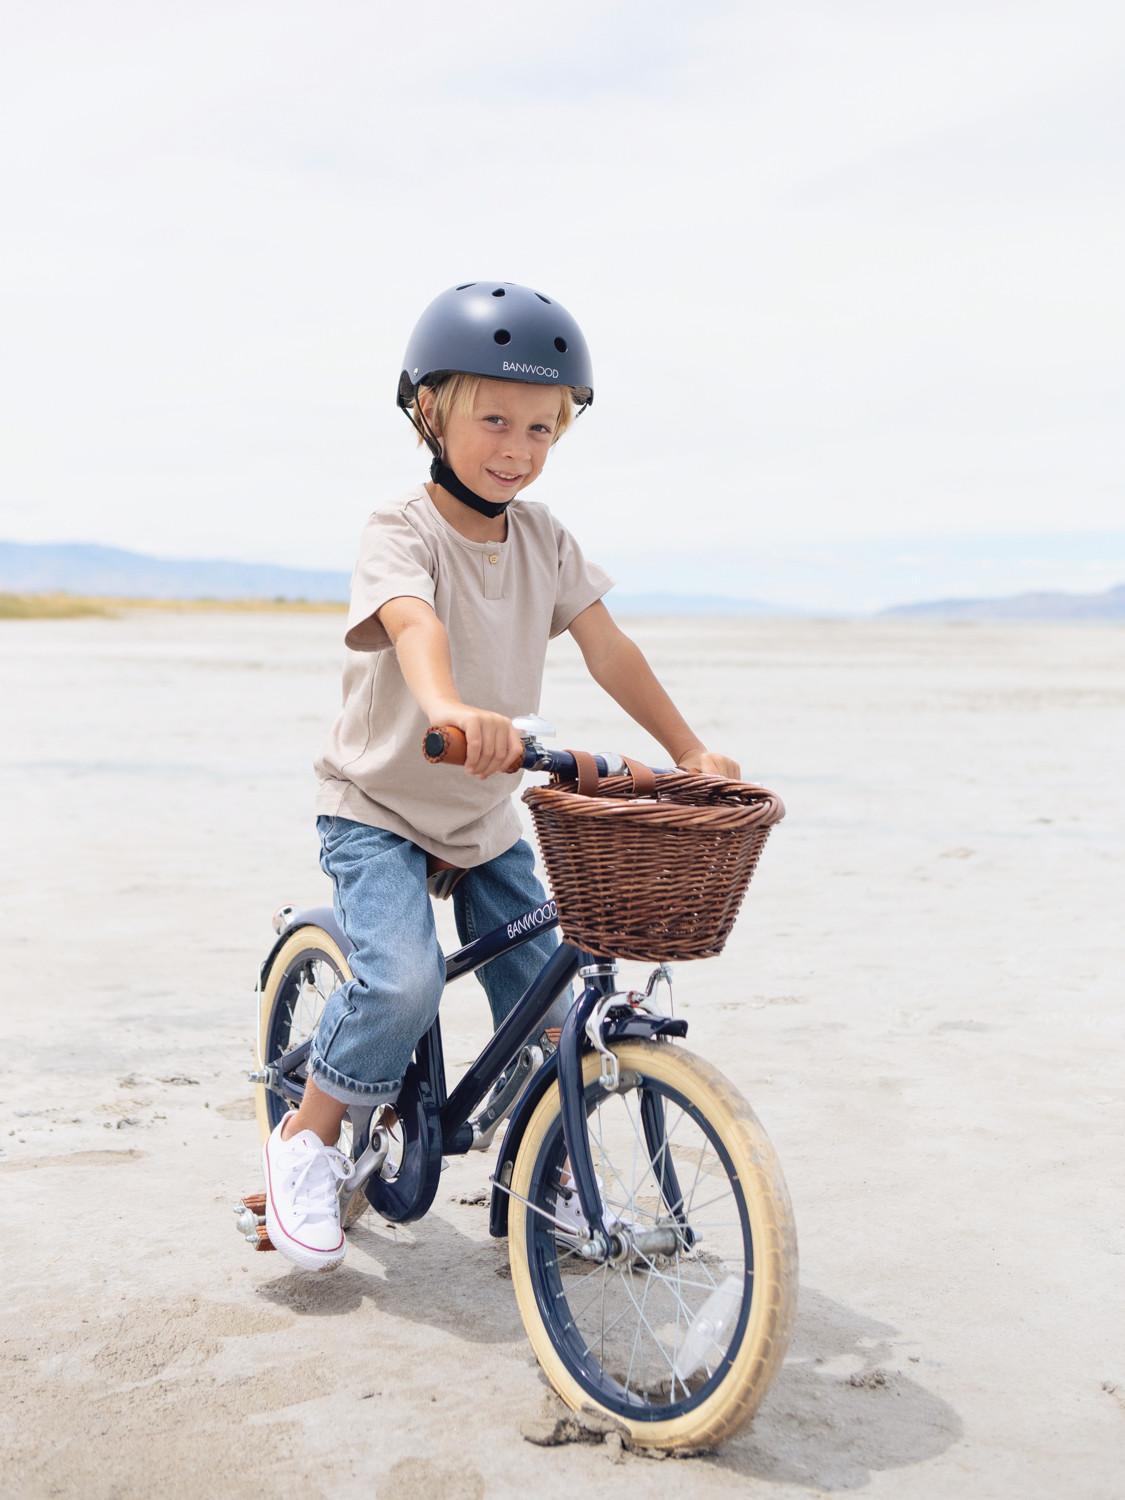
top-left (522, 766), bottom-right (785, 962)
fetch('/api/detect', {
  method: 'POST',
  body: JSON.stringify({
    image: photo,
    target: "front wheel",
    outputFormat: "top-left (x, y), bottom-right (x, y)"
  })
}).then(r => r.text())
top-left (507, 1041), bottom-right (797, 1452)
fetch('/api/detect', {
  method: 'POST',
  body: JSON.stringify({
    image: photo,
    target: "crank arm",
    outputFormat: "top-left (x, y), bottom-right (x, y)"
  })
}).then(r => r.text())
top-left (341, 1131), bottom-right (390, 1195)
top-left (248, 1038), bottom-right (311, 1107)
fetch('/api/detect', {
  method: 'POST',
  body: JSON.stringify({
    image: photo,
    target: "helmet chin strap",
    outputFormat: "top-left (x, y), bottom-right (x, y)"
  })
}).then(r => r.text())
top-left (406, 397), bottom-right (511, 520)
top-left (429, 455), bottom-right (510, 520)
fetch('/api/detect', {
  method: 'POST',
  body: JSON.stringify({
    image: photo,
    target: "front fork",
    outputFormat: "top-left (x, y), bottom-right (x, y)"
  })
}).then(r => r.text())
top-left (556, 960), bottom-right (692, 1255)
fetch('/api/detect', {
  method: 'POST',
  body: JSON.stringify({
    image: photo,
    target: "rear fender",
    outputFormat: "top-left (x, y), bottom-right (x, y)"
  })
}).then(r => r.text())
top-left (257, 906), bottom-right (353, 990)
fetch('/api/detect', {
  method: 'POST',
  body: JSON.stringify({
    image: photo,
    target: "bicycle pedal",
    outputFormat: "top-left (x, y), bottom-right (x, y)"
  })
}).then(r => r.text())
top-left (233, 1193), bottom-right (276, 1251)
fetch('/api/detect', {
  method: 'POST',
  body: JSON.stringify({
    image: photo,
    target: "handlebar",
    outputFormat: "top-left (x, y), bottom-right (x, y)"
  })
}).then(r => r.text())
top-left (422, 725), bottom-right (673, 781)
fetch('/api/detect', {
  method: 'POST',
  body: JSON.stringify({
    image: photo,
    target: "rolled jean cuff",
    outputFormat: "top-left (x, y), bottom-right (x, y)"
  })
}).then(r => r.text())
top-left (308, 1050), bottom-right (402, 1107)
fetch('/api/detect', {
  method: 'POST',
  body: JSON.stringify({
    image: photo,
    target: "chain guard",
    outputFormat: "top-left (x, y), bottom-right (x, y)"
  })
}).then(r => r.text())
top-left (363, 1062), bottom-right (443, 1223)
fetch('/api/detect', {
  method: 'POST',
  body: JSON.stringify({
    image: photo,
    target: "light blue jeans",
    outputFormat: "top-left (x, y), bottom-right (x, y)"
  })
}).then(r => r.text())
top-left (310, 816), bottom-right (569, 1106)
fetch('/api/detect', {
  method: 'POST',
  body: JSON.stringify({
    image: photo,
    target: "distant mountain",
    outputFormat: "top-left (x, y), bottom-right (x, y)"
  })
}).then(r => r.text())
top-left (0, 540), bottom-right (350, 602)
top-left (10, 540), bottom-right (1121, 620)
top-left (881, 583), bottom-right (1125, 621)
top-left (0, 540), bottom-right (790, 615)
top-left (611, 592), bottom-right (792, 616)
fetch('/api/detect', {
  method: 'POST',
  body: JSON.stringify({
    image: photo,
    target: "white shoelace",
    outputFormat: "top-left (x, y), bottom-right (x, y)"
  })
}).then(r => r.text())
top-left (285, 1137), bottom-right (351, 1227)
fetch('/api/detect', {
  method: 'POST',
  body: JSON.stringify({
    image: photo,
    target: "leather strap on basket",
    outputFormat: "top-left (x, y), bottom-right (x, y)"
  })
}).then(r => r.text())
top-left (561, 750), bottom-right (657, 797)
top-left (621, 755), bottom-right (656, 796)
top-left (563, 748), bottom-right (600, 796)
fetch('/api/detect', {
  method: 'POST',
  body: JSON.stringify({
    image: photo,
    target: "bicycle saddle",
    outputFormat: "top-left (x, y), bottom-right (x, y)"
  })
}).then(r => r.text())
top-left (426, 853), bottom-right (467, 900)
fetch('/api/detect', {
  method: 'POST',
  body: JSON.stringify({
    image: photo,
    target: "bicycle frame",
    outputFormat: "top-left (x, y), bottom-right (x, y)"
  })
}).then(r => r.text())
top-left (263, 893), bottom-right (688, 1242)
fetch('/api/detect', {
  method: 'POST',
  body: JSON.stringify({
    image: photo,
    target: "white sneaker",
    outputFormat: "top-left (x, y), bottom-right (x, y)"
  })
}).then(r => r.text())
top-left (262, 1115), bottom-right (351, 1272)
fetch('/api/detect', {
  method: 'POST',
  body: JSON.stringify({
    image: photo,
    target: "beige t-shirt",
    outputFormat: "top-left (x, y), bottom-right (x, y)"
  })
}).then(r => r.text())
top-left (314, 485), bottom-right (614, 867)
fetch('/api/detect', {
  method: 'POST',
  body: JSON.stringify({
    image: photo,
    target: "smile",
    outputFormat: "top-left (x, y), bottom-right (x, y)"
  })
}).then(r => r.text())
top-left (486, 469), bottom-right (525, 486)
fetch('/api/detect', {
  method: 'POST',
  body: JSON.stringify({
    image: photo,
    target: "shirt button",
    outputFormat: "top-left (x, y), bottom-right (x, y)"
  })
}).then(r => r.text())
top-left (488, 554), bottom-right (499, 564)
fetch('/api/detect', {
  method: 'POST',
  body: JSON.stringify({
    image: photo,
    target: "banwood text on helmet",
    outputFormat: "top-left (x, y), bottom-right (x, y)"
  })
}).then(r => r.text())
top-left (398, 280), bottom-right (593, 518)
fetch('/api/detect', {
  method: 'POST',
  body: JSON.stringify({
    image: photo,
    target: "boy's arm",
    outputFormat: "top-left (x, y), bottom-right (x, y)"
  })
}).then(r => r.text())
top-left (378, 596), bottom-right (523, 779)
top-left (378, 596), bottom-right (458, 720)
top-left (566, 601), bottom-right (742, 778)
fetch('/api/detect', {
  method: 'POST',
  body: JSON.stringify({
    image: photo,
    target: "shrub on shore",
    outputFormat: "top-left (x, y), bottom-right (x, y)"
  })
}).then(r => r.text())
top-left (0, 592), bottom-right (343, 618)
top-left (0, 592), bottom-right (113, 619)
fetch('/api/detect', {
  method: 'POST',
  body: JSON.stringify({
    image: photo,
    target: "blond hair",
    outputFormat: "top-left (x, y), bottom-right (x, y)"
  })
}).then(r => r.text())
top-left (412, 372), bottom-right (575, 448)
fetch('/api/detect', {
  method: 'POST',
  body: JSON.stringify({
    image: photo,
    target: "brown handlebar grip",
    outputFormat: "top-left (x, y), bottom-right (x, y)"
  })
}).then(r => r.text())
top-left (423, 725), bottom-right (468, 764)
top-left (422, 725), bottom-right (523, 774)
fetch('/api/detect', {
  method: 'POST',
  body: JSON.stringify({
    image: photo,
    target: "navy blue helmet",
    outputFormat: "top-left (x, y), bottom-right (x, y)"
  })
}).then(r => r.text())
top-left (397, 281), bottom-right (593, 411)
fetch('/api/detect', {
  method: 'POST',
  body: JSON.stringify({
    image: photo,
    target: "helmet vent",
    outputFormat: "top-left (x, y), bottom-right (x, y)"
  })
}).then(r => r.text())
top-left (494, 329), bottom-right (511, 345)
top-left (535, 293), bottom-right (551, 303)
top-left (492, 287), bottom-right (506, 297)
top-left (455, 282), bottom-right (476, 290)
top-left (554, 337), bottom-right (568, 353)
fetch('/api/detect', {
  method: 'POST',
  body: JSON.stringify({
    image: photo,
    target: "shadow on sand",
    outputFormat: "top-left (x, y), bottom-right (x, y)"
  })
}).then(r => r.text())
top-left (256, 1212), bottom-right (961, 1488)
top-left (253, 1209), bottom-right (524, 1344)
top-left (704, 1285), bottom-right (962, 1490)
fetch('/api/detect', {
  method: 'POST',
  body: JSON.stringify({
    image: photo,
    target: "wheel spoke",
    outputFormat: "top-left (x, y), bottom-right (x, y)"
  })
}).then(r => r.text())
top-left (622, 1091), bottom-right (692, 1224)
top-left (677, 1185), bottom-right (738, 1219)
top-left (619, 1253), bottom-right (682, 1398)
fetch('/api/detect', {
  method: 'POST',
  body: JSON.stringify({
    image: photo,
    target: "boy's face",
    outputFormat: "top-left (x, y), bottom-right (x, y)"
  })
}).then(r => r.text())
top-left (440, 378), bottom-right (563, 503)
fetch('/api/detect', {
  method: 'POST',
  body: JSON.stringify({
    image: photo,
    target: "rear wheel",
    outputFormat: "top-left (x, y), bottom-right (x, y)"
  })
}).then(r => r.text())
top-left (507, 1040), bottom-right (796, 1451)
top-left (254, 926), bottom-right (373, 1228)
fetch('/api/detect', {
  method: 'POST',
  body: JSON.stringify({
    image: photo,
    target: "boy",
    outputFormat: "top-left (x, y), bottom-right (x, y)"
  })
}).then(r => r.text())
top-left (262, 281), bottom-right (740, 1270)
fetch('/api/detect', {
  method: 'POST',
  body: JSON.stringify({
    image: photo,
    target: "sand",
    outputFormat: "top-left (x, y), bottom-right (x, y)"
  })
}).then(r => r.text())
top-left (2, 610), bottom-right (1122, 1498)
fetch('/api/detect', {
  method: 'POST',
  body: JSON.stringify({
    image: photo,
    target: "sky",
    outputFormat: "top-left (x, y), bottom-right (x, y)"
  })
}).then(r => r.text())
top-left (2, 1), bottom-right (1123, 609)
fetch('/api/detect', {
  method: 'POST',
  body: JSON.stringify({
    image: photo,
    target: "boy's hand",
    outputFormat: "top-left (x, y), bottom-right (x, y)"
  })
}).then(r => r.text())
top-left (429, 701), bottom-right (523, 779)
top-left (677, 747), bottom-right (742, 779)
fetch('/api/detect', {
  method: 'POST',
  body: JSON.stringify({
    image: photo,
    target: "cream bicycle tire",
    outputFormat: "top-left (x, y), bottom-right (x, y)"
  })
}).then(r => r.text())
top-left (508, 1040), bottom-right (797, 1451)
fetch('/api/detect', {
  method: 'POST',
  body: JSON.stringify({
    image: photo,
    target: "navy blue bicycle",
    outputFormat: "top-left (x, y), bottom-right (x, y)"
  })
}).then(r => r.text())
top-left (242, 716), bottom-right (796, 1452)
